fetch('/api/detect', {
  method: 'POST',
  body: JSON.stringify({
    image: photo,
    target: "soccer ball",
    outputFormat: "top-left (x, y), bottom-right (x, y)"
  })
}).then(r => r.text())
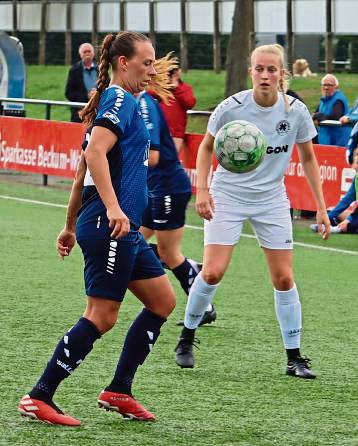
top-left (214, 120), bottom-right (267, 173)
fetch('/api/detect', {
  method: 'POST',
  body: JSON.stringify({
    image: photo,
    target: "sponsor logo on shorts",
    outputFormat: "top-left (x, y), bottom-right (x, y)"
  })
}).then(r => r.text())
top-left (285, 239), bottom-right (292, 243)
top-left (153, 219), bottom-right (168, 224)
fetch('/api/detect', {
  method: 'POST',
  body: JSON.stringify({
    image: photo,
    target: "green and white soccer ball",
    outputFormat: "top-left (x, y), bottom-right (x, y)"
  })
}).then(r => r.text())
top-left (214, 120), bottom-right (267, 173)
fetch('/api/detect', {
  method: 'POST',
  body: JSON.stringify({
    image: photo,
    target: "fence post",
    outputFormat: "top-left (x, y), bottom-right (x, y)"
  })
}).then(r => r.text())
top-left (325, 0), bottom-right (333, 73)
top-left (65, 0), bottom-right (72, 65)
top-left (38, 0), bottom-right (48, 65)
top-left (120, 0), bottom-right (126, 30)
top-left (180, 0), bottom-right (188, 72)
top-left (12, 0), bottom-right (18, 37)
top-left (92, 0), bottom-right (99, 55)
top-left (149, 0), bottom-right (156, 47)
top-left (286, 0), bottom-right (294, 70)
top-left (42, 103), bottom-right (52, 186)
top-left (213, 0), bottom-right (221, 73)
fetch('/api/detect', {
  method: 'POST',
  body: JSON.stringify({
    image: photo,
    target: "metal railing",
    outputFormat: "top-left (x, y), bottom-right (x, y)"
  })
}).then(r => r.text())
top-left (0, 96), bottom-right (212, 185)
top-left (0, 97), bottom-right (212, 119)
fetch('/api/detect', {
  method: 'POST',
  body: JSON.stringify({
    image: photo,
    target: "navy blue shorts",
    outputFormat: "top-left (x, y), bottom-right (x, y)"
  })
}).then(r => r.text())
top-left (77, 232), bottom-right (165, 302)
top-left (141, 192), bottom-right (191, 230)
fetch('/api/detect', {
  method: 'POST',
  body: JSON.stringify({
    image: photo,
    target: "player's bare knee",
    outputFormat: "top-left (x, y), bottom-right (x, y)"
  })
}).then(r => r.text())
top-left (157, 245), bottom-right (180, 267)
top-left (146, 293), bottom-right (176, 318)
top-left (274, 275), bottom-right (294, 291)
top-left (202, 268), bottom-right (223, 285)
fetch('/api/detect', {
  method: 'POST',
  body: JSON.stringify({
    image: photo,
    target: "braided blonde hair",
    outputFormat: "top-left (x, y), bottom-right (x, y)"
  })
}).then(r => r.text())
top-left (149, 52), bottom-right (179, 104)
top-left (250, 44), bottom-right (291, 112)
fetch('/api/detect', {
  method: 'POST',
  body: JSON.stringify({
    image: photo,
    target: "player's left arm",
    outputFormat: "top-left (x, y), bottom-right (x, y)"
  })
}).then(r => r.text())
top-left (148, 148), bottom-right (160, 166)
top-left (297, 140), bottom-right (331, 240)
top-left (57, 152), bottom-right (87, 258)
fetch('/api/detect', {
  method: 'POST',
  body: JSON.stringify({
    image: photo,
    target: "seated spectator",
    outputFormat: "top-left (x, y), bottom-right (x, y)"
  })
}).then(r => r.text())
top-left (310, 146), bottom-right (358, 234)
top-left (347, 121), bottom-right (358, 164)
top-left (150, 57), bottom-right (196, 153)
top-left (340, 98), bottom-right (358, 125)
top-left (312, 74), bottom-right (351, 146)
top-left (65, 43), bottom-right (98, 122)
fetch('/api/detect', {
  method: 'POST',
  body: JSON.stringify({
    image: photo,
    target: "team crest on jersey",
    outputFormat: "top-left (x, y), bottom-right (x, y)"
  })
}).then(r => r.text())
top-left (276, 120), bottom-right (290, 135)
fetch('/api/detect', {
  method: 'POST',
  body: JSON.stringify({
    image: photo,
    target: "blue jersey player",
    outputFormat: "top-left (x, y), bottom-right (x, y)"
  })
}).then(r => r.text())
top-left (19, 32), bottom-right (176, 426)
top-left (137, 89), bottom-right (216, 326)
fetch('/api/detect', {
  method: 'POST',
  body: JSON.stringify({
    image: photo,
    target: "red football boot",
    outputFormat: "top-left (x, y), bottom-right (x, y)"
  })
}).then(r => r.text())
top-left (97, 390), bottom-right (155, 421)
top-left (18, 394), bottom-right (81, 426)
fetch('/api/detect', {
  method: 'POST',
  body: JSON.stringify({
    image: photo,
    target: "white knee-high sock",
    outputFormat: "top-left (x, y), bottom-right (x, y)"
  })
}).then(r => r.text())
top-left (274, 284), bottom-right (302, 349)
top-left (184, 272), bottom-right (219, 329)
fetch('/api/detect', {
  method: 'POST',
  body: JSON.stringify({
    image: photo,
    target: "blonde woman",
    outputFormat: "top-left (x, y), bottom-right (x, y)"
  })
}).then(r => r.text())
top-left (175, 44), bottom-right (330, 378)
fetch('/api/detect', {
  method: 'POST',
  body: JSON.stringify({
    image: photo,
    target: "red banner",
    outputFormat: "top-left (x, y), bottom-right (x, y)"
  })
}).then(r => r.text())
top-left (0, 116), bottom-right (85, 177)
top-left (182, 133), bottom-right (356, 211)
top-left (0, 117), bottom-right (355, 211)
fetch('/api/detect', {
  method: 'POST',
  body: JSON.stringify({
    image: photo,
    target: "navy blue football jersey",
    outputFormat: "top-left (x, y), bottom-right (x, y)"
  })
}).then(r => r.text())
top-left (138, 92), bottom-right (191, 198)
top-left (77, 85), bottom-right (150, 239)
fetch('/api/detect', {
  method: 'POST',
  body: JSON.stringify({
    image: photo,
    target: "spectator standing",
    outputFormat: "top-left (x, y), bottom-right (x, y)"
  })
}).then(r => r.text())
top-left (151, 63), bottom-right (196, 153)
top-left (312, 74), bottom-right (351, 146)
top-left (65, 43), bottom-right (99, 122)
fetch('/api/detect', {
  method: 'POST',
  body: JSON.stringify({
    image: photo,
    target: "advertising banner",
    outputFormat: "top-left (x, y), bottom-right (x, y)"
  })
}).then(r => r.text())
top-left (183, 134), bottom-right (356, 211)
top-left (0, 117), bottom-right (355, 211)
top-left (0, 116), bottom-right (84, 178)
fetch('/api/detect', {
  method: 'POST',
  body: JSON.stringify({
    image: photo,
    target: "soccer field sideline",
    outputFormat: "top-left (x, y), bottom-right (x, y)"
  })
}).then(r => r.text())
top-left (1, 193), bottom-right (357, 257)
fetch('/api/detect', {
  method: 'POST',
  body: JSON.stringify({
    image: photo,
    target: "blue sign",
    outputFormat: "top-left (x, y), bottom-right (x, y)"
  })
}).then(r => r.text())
top-left (0, 32), bottom-right (26, 111)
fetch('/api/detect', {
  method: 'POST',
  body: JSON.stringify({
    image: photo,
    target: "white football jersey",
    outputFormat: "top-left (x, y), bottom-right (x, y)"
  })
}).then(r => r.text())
top-left (208, 89), bottom-right (317, 204)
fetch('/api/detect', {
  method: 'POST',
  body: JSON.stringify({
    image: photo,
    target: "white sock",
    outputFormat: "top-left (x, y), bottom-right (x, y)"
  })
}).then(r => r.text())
top-left (184, 273), bottom-right (218, 329)
top-left (330, 226), bottom-right (342, 234)
top-left (274, 284), bottom-right (301, 349)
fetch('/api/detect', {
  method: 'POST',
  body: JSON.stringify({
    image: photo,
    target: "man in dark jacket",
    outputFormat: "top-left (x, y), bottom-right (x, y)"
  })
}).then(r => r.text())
top-left (65, 43), bottom-right (98, 122)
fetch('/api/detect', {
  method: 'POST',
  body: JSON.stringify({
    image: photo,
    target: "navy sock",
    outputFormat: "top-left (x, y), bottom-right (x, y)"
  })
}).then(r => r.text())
top-left (107, 308), bottom-right (166, 396)
top-left (286, 348), bottom-right (301, 361)
top-left (172, 258), bottom-right (199, 295)
top-left (30, 317), bottom-right (101, 400)
top-left (149, 242), bottom-right (168, 269)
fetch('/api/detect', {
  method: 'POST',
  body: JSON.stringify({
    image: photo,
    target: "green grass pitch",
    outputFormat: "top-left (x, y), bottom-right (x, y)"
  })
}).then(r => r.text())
top-left (0, 181), bottom-right (357, 446)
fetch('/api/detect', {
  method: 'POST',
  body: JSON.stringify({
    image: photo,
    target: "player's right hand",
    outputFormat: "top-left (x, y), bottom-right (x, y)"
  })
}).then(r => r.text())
top-left (195, 188), bottom-right (215, 221)
top-left (57, 228), bottom-right (76, 259)
top-left (107, 206), bottom-right (130, 239)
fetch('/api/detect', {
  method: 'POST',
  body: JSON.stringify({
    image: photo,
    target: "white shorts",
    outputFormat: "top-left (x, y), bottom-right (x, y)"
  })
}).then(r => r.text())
top-left (204, 193), bottom-right (293, 250)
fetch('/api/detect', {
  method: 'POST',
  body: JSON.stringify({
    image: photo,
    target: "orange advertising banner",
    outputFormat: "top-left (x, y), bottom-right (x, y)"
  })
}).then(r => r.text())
top-left (183, 133), bottom-right (356, 211)
top-left (0, 117), bottom-right (355, 211)
top-left (0, 116), bottom-right (85, 178)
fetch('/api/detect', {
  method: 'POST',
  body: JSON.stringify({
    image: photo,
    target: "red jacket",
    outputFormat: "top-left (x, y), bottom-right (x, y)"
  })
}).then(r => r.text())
top-left (155, 81), bottom-right (196, 139)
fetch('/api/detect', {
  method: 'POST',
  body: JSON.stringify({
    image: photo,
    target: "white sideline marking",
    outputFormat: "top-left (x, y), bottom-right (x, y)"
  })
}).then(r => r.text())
top-left (0, 195), bottom-right (67, 208)
top-left (1, 195), bottom-right (357, 256)
top-left (185, 225), bottom-right (358, 256)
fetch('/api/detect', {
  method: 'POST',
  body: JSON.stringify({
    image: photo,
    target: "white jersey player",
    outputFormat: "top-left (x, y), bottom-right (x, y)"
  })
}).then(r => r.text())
top-left (175, 44), bottom-right (331, 379)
